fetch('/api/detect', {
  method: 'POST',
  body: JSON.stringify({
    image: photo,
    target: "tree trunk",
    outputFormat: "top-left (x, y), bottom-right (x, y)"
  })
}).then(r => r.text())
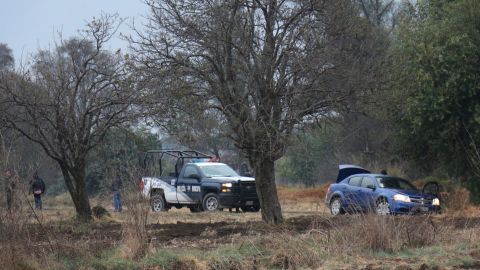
top-left (59, 164), bottom-right (92, 222)
top-left (253, 157), bottom-right (283, 224)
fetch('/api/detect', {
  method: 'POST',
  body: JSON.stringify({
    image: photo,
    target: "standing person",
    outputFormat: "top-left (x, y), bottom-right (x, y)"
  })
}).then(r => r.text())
top-left (31, 171), bottom-right (46, 210)
top-left (111, 173), bottom-right (123, 212)
top-left (239, 162), bottom-right (252, 177)
top-left (4, 168), bottom-right (18, 211)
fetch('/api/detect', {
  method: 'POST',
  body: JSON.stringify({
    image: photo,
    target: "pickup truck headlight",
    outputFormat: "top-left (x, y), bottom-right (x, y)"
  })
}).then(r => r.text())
top-left (393, 194), bottom-right (411, 203)
top-left (432, 198), bottom-right (440, 206)
top-left (221, 183), bottom-right (232, 192)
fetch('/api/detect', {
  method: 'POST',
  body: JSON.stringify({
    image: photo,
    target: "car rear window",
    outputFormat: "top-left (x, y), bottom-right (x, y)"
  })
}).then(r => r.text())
top-left (376, 177), bottom-right (417, 191)
top-left (348, 176), bottom-right (362, 187)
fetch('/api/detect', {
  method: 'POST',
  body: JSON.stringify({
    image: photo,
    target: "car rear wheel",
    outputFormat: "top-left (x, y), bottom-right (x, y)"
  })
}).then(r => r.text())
top-left (151, 195), bottom-right (167, 212)
top-left (376, 199), bottom-right (391, 215)
top-left (330, 197), bottom-right (345, 216)
top-left (202, 193), bottom-right (220, 211)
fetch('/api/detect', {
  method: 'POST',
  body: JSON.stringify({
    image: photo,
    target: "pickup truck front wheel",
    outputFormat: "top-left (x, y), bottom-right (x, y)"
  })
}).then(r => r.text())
top-left (202, 193), bottom-right (220, 211)
top-left (151, 195), bottom-right (167, 212)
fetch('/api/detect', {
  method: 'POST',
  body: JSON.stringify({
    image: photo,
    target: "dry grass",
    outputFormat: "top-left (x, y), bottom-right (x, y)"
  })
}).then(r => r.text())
top-left (120, 184), bottom-right (151, 260)
top-left (0, 182), bottom-right (60, 270)
top-left (442, 186), bottom-right (472, 211)
top-left (277, 184), bottom-right (330, 213)
top-left (325, 214), bottom-right (441, 253)
top-left (278, 184), bottom-right (329, 202)
top-left (264, 232), bottom-right (323, 269)
top-left (2, 184), bottom-right (480, 269)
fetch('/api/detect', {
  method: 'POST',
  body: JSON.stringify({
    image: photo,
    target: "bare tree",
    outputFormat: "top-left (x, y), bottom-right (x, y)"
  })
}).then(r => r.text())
top-left (160, 101), bottom-right (231, 158)
top-left (356, 0), bottom-right (397, 31)
top-left (0, 14), bottom-right (138, 222)
top-left (131, 0), bottom-right (381, 224)
top-left (0, 43), bottom-right (14, 71)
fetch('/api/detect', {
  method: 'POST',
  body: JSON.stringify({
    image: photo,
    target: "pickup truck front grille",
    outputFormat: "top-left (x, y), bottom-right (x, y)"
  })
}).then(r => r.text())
top-left (240, 181), bottom-right (257, 195)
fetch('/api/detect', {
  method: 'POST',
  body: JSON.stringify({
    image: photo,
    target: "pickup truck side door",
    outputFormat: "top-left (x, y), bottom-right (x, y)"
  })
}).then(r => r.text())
top-left (176, 165), bottom-right (203, 203)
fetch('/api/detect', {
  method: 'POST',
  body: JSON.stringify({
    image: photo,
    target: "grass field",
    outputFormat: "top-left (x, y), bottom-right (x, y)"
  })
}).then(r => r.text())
top-left (1, 186), bottom-right (480, 270)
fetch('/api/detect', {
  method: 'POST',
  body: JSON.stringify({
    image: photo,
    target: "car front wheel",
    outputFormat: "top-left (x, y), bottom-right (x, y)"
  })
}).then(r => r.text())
top-left (376, 199), bottom-right (391, 215)
top-left (330, 197), bottom-right (345, 216)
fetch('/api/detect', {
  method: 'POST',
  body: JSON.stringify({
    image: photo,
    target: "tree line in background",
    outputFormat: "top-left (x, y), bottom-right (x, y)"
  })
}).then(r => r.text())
top-left (1, 0), bottom-right (479, 223)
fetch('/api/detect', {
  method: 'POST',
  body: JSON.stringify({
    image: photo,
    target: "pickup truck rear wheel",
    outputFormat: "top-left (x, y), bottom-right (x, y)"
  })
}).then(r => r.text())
top-left (151, 195), bottom-right (167, 212)
top-left (202, 193), bottom-right (220, 211)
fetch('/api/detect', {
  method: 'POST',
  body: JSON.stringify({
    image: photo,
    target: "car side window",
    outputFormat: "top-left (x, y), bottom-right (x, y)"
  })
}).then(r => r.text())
top-left (361, 177), bottom-right (374, 188)
top-left (183, 166), bottom-right (198, 178)
top-left (348, 176), bottom-right (362, 187)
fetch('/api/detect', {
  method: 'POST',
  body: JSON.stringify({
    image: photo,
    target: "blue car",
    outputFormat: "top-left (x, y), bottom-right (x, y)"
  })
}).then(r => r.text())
top-left (325, 165), bottom-right (441, 215)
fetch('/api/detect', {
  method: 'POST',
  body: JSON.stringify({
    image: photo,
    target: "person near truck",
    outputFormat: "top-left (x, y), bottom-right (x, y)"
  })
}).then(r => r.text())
top-left (31, 171), bottom-right (46, 210)
top-left (4, 167), bottom-right (18, 212)
top-left (111, 173), bottom-right (123, 212)
top-left (239, 162), bottom-right (253, 177)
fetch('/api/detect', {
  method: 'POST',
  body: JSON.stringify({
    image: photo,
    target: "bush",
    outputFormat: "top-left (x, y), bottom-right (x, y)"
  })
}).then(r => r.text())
top-left (92, 205), bottom-right (110, 219)
top-left (442, 186), bottom-right (471, 211)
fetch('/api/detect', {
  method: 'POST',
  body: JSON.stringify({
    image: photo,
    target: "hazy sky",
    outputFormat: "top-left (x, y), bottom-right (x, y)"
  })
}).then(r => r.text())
top-left (0, 0), bottom-right (148, 64)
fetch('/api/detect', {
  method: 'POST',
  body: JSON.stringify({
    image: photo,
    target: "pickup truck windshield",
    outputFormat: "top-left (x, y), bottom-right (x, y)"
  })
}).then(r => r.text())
top-left (198, 164), bottom-right (239, 177)
top-left (376, 177), bottom-right (417, 191)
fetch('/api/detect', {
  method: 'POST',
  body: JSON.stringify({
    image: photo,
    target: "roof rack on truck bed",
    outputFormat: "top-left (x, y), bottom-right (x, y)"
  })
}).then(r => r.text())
top-left (144, 149), bottom-right (212, 177)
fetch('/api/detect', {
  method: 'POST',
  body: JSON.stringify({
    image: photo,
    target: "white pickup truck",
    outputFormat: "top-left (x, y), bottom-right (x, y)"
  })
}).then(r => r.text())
top-left (140, 150), bottom-right (260, 212)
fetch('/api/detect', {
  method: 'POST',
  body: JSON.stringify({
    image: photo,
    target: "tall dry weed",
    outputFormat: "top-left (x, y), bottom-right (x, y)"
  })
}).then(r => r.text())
top-left (325, 214), bottom-right (442, 252)
top-left (119, 166), bottom-right (150, 260)
top-left (0, 173), bottom-right (57, 269)
top-left (442, 186), bottom-right (471, 211)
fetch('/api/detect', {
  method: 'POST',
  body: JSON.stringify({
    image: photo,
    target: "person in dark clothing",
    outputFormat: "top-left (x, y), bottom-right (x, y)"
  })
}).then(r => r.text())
top-left (111, 174), bottom-right (123, 212)
top-left (31, 171), bottom-right (46, 210)
top-left (239, 162), bottom-right (252, 177)
top-left (4, 168), bottom-right (18, 211)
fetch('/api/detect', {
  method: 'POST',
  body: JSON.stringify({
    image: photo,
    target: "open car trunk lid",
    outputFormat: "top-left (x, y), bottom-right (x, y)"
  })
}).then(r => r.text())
top-left (336, 164), bottom-right (371, 183)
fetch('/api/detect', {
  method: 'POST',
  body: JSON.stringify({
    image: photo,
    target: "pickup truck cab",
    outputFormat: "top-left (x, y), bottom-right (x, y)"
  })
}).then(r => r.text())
top-left (140, 150), bottom-right (260, 212)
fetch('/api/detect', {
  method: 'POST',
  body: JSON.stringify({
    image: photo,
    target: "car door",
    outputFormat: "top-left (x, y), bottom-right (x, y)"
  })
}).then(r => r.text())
top-left (358, 176), bottom-right (377, 211)
top-left (344, 176), bottom-right (363, 212)
top-left (423, 181), bottom-right (440, 197)
top-left (176, 165), bottom-right (203, 203)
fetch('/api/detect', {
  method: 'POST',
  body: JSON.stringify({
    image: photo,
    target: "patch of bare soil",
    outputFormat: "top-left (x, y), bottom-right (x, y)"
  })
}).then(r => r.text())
top-left (21, 215), bottom-right (338, 250)
top-left (18, 214), bottom-right (480, 252)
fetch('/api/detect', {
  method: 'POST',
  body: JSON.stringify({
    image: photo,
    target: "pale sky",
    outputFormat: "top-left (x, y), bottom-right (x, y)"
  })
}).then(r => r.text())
top-left (0, 0), bottom-right (148, 65)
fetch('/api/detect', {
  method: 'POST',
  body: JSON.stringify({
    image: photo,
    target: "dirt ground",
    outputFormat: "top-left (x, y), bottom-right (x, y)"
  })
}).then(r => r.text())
top-left (3, 190), bottom-right (480, 269)
top-left (25, 206), bottom-right (480, 249)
